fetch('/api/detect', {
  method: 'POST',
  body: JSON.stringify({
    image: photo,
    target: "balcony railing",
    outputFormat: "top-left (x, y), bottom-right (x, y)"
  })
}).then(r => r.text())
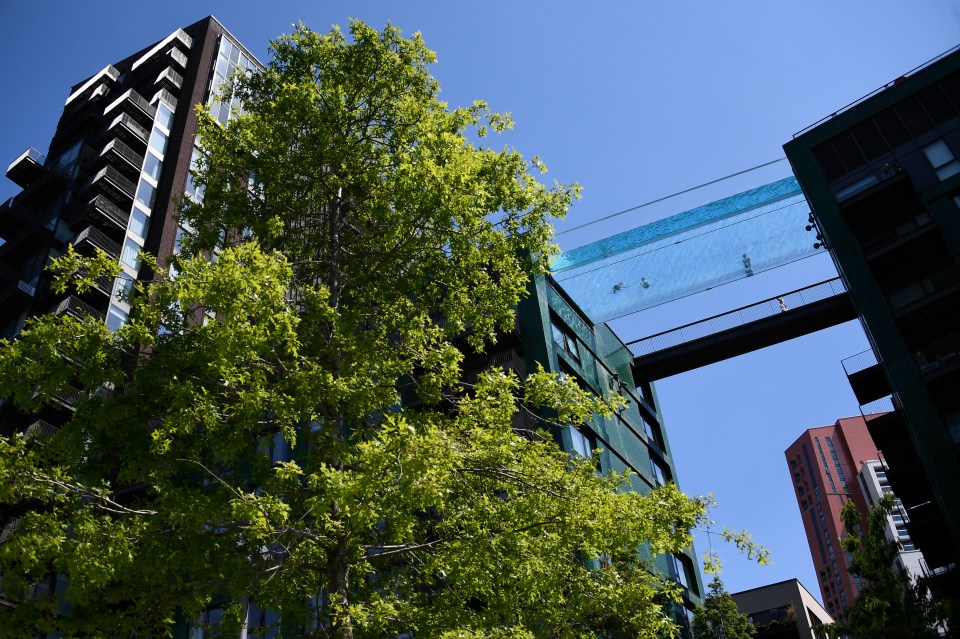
top-left (842, 349), bottom-right (879, 378)
top-left (103, 89), bottom-right (157, 127)
top-left (156, 66), bottom-right (184, 93)
top-left (170, 47), bottom-right (189, 69)
top-left (85, 164), bottom-right (136, 205)
top-left (72, 225), bottom-right (121, 260)
top-left (794, 43), bottom-right (960, 137)
top-left (107, 112), bottom-right (150, 148)
top-left (5, 147), bottom-right (46, 188)
top-left (23, 419), bottom-right (58, 442)
top-left (55, 295), bottom-right (103, 323)
top-left (100, 138), bottom-right (144, 174)
top-left (152, 87), bottom-right (179, 111)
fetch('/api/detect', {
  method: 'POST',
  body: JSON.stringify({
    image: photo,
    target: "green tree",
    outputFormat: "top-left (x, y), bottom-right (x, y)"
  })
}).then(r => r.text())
top-left (0, 22), bottom-right (719, 639)
top-left (692, 575), bottom-right (755, 639)
top-left (819, 495), bottom-right (948, 639)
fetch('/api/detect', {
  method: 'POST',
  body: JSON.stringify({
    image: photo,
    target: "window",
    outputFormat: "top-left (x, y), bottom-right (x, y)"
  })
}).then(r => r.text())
top-left (642, 415), bottom-right (665, 450)
top-left (129, 208), bottom-right (150, 239)
top-left (923, 140), bottom-right (960, 180)
top-left (136, 177), bottom-right (156, 210)
top-left (107, 305), bottom-right (128, 332)
top-left (672, 554), bottom-right (698, 595)
top-left (143, 151), bottom-right (162, 181)
top-left (551, 319), bottom-right (580, 362)
top-left (650, 457), bottom-right (669, 487)
top-left (568, 426), bottom-right (594, 460)
top-left (156, 102), bottom-right (175, 130)
top-left (113, 274), bottom-right (134, 301)
top-left (149, 128), bottom-right (168, 156)
top-left (121, 237), bottom-right (142, 270)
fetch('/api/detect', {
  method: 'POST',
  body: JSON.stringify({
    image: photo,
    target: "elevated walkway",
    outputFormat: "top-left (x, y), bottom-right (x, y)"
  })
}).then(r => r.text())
top-left (628, 278), bottom-right (856, 380)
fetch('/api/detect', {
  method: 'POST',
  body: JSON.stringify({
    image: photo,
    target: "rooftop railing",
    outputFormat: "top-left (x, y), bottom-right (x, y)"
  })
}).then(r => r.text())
top-left (794, 44), bottom-right (960, 138)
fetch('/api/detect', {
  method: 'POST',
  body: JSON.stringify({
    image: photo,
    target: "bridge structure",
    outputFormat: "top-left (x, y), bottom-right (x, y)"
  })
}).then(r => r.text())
top-left (550, 175), bottom-right (857, 379)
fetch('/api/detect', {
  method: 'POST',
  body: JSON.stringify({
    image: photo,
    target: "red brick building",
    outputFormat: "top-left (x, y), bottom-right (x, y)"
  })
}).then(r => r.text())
top-left (784, 417), bottom-right (880, 620)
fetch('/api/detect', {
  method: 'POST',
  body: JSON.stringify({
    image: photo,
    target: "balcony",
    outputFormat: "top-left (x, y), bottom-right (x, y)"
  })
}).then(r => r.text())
top-left (888, 270), bottom-right (960, 316)
top-left (886, 459), bottom-right (934, 509)
top-left (23, 419), bottom-right (57, 443)
top-left (842, 349), bottom-right (890, 406)
top-left (98, 138), bottom-right (144, 178)
top-left (170, 47), bottom-right (189, 69)
top-left (0, 195), bottom-right (39, 239)
top-left (869, 229), bottom-right (951, 287)
top-left (905, 501), bottom-right (957, 570)
top-left (84, 164), bottom-right (136, 208)
top-left (866, 408), bottom-right (911, 452)
top-left (0, 278), bottom-right (36, 311)
top-left (55, 295), bottom-right (103, 324)
top-left (6, 147), bottom-right (46, 188)
top-left (66, 195), bottom-right (128, 241)
top-left (0, 208), bottom-right (56, 264)
top-left (861, 212), bottom-right (936, 257)
top-left (106, 112), bottom-right (149, 149)
top-left (103, 88), bottom-right (157, 129)
top-left (0, 574), bottom-right (52, 604)
top-left (151, 87), bottom-right (179, 111)
top-left (72, 225), bottom-right (121, 261)
top-left (156, 66), bottom-right (183, 94)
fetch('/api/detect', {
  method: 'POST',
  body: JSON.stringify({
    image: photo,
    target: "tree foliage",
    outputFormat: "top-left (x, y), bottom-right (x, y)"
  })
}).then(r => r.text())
top-left (819, 495), bottom-right (948, 639)
top-left (0, 21), bottom-right (718, 639)
top-left (692, 576), bottom-right (755, 639)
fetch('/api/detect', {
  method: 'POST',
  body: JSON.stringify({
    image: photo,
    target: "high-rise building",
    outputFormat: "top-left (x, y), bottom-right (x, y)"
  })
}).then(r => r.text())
top-left (0, 17), bottom-right (260, 345)
top-left (784, 417), bottom-right (880, 619)
top-left (784, 45), bottom-right (960, 595)
top-left (0, 17), bottom-right (703, 634)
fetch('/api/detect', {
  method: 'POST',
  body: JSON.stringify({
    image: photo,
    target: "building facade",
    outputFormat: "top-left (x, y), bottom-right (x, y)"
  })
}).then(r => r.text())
top-left (731, 579), bottom-right (833, 639)
top-left (0, 17), bottom-right (259, 347)
top-left (785, 417), bottom-right (879, 620)
top-left (857, 459), bottom-right (927, 581)
top-left (0, 17), bottom-right (703, 636)
top-left (784, 46), bottom-right (960, 596)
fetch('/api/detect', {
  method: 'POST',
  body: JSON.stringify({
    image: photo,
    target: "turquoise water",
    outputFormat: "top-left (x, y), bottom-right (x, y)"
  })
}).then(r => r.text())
top-left (551, 177), bottom-right (822, 322)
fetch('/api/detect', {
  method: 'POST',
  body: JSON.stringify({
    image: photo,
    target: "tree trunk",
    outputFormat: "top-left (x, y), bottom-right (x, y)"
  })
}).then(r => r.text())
top-left (327, 536), bottom-right (353, 639)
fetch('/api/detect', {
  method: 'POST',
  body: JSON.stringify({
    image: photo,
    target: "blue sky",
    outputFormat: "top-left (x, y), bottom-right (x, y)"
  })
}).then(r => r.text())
top-left (3, 0), bottom-right (959, 601)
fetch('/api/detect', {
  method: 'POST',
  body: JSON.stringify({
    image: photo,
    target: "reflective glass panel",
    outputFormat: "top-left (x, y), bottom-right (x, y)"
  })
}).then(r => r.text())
top-left (143, 151), bottom-right (162, 181)
top-left (156, 102), bottom-right (175, 130)
top-left (136, 178), bottom-right (156, 210)
top-left (149, 129), bottom-right (168, 156)
top-left (129, 208), bottom-right (150, 239)
top-left (121, 237), bottom-right (142, 269)
top-left (107, 305), bottom-right (128, 332)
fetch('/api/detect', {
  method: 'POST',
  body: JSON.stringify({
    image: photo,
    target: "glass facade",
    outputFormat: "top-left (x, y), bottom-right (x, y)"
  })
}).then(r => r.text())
top-left (551, 177), bottom-right (818, 322)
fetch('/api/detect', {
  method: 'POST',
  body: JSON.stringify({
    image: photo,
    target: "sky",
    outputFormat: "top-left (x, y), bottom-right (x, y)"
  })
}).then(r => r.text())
top-left (2, 0), bottom-right (960, 604)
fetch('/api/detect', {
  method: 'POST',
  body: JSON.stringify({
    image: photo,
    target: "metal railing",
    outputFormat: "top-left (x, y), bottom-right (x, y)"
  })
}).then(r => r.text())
top-left (6, 146), bottom-right (45, 175)
top-left (85, 194), bottom-right (129, 230)
top-left (794, 43), bottom-right (960, 138)
top-left (101, 138), bottom-right (144, 170)
top-left (72, 225), bottom-right (122, 259)
top-left (860, 394), bottom-right (896, 416)
top-left (108, 112), bottom-right (150, 144)
top-left (88, 164), bottom-right (137, 199)
top-left (627, 278), bottom-right (847, 358)
top-left (842, 348), bottom-right (879, 378)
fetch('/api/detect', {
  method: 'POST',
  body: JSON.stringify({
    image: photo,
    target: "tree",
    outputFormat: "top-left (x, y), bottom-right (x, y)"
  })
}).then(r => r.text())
top-left (0, 22), bottom-right (716, 639)
top-left (692, 575), bottom-right (755, 639)
top-left (819, 495), bottom-right (948, 639)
